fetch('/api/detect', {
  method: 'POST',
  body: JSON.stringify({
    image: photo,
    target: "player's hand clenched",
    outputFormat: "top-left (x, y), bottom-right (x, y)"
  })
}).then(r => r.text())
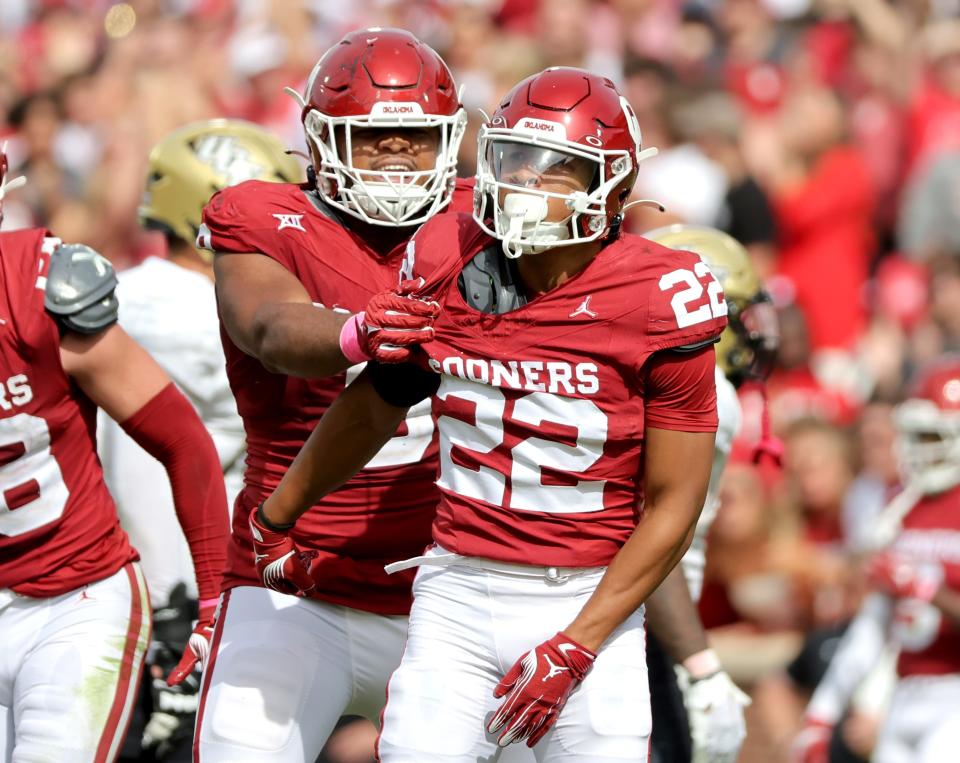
top-left (339, 279), bottom-right (440, 364)
top-left (677, 667), bottom-right (750, 763)
top-left (487, 632), bottom-right (596, 748)
top-left (166, 600), bottom-right (217, 686)
top-left (791, 716), bottom-right (833, 763)
top-left (866, 551), bottom-right (941, 602)
top-left (249, 504), bottom-right (318, 597)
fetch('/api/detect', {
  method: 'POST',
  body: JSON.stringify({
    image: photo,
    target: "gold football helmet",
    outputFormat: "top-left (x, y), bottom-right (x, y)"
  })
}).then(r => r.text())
top-left (139, 119), bottom-right (302, 250)
top-left (645, 224), bottom-right (779, 386)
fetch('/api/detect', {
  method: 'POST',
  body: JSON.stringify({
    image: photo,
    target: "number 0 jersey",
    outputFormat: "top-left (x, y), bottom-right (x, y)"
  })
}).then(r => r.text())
top-left (0, 229), bottom-right (135, 596)
top-left (200, 178), bottom-right (475, 614)
top-left (401, 213), bottom-right (727, 567)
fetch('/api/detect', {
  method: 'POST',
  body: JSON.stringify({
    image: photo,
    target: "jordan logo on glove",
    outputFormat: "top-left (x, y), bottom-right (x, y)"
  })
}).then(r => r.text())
top-left (488, 632), bottom-right (596, 748)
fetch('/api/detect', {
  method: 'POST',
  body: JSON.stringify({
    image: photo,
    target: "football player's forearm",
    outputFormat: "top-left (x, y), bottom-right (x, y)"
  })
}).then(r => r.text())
top-left (932, 585), bottom-right (960, 625)
top-left (262, 373), bottom-right (407, 525)
top-left (806, 593), bottom-right (891, 723)
top-left (563, 503), bottom-right (696, 652)
top-left (251, 303), bottom-right (352, 378)
top-left (644, 563), bottom-right (709, 664)
top-left (564, 427), bottom-right (714, 652)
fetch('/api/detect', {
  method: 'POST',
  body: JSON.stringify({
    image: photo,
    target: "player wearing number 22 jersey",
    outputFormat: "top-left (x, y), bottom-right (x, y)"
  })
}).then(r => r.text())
top-left (0, 159), bottom-right (229, 761)
top-left (261, 67), bottom-right (727, 763)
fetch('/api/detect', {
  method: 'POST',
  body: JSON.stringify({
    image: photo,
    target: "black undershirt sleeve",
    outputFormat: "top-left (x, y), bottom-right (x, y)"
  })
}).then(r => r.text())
top-left (366, 359), bottom-right (441, 408)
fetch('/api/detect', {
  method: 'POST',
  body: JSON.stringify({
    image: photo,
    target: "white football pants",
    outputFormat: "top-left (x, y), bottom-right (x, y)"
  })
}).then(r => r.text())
top-left (873, 674), bottom-right (960, 763)
top-left (194, 586), bottom-right (407, 762)
top-left (0, 563), bottom-right (151, 763)
top-left (377, 549), bottom-right (651, 763)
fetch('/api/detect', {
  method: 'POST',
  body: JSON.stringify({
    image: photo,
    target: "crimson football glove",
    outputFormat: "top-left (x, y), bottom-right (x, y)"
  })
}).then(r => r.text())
top-left (165, 600), bottom-right (217, 686)
top-left (249, 505), bottom-right (317, 597)
top-left (487, 632), bottom-right (596, 748)
top-left (866, 551), bottom-right (940, 602)
top-left (339, 279), bottom-right (440, 364)
top-left (791, 717), bottom-right (833, 763)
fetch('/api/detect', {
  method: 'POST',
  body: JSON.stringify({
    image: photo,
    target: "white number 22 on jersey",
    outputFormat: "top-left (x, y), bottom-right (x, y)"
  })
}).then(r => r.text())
top-left (436, 376), bottom-right (608, 514)
top-left (0, 413), bottom-right (70, 536)
top-left (658, 261), bottom-right (727, 328)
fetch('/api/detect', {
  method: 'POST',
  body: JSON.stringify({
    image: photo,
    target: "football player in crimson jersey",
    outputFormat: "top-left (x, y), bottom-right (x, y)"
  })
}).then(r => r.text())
top-left (793, 357), bottom-right (960, 763)
top-left (192, 29), bottom-right (470, 763)
top-left (259, 67), bottom-right (727, 762)
top-left (641, 225), bottom-right (778, 763)
top-left (0, 154), bottom-right (229, 761)
top-left (97, 120), bottom-right (301, 762)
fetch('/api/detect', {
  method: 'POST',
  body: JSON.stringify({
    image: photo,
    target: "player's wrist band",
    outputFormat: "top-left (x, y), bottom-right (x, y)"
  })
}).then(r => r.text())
top-left (682, 648), bottom-right (722, 681)
top-left (339, 311), bottom-right (371, 364)
top-left (256, 502), bottom-right (296, 532)
top-left (198, 597), bottom-right (220, 611)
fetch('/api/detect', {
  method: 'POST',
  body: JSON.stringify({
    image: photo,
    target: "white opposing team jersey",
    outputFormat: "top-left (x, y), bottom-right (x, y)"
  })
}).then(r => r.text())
top-left (680, 367), bottom-right (741, 601)
top-left (98, 257), bottom-right (244, 605)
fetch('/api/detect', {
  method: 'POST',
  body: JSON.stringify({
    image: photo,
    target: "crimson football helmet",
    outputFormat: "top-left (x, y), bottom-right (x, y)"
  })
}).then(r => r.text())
top-left (895, 356), bottom-right (960, 494)
top-left (473, 67), bottom-right (658, 258)
top-left (289, 28), bottom-right (466, 227)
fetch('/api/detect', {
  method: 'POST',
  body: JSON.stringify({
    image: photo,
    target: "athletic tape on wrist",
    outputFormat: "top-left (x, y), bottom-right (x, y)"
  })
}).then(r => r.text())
top-left (339, 311), bottom-right (371, 364)
top-left (683, 648), bottom-right (722, 680)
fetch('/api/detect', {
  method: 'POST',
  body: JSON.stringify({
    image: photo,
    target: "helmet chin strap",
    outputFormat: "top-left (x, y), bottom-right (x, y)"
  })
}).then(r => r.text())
top-left (498, 192), bottom-right (569, 259)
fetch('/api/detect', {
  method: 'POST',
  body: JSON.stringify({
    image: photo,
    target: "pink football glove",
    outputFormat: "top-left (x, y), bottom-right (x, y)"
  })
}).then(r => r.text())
top-left (791, 717), bottom-right (832, 763)
top-left (339, 279), bottom-right (440, 364)
top-left (866, 551), bottom-right (940, 602)
top-left (165, 601), bottom-right (217, 686)
top-left (487, 632), bottom-right (597, 748)
top-left (249, 505), bottom-right (317, 597)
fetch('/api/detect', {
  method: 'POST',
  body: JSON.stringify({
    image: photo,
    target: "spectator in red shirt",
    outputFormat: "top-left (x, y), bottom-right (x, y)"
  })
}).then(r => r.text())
top-left (767, 86), bottom-right (875, 353)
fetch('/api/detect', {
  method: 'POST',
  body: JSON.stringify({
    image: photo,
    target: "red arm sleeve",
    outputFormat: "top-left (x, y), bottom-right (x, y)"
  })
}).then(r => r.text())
top-left (643, 346), bottom-right (718, 432)
top-left (120, 383), bottom-right (229, 601)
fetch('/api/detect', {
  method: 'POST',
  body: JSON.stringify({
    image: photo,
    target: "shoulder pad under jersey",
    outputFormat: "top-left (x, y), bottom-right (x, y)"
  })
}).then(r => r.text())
top-left (44, 243), bottom-right (119, 334)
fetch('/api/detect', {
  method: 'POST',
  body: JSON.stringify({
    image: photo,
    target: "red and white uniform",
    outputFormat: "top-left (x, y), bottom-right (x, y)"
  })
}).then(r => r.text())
top-left (202, 179), bottom-right (475, 613)
top-left (376, 214), bottom-right (724, 763)
top-left (0, 229), bottom-right (150, 762)
top-left (807, 485), bottom-right (960, 763)
top-left (194, 180), bottom-right (474, 762)
top-left (887, 489), bottom-right (960, 677)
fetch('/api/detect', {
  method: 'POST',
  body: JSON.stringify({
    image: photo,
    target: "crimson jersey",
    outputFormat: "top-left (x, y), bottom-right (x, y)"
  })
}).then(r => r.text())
top-left (403, 213), bottom-right (726, 567)
top-left (200, 178), bottom-right (474, 614)
top-left (889, 485), bottom-right (960, 677)
top-left (0, 229), bottom-right (135, 596)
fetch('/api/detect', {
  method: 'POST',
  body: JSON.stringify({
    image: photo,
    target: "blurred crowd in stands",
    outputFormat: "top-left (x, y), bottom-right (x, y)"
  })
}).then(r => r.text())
top-left (3, 1), bottom-right (960, 761)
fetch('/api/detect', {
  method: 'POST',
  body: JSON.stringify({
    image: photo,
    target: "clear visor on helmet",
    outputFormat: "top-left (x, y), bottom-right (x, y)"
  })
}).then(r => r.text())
top-left (489, 141), bottom-right (599, 196)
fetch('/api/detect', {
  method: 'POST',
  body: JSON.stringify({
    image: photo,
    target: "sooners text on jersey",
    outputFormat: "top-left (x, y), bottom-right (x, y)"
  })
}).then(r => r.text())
top-left (0, 229), bottom-right (135, 596)
top-left (200, 179), bottom-right (474, 614)
top-left (889, 484), bottom-right (960, 677)
top-left (405, 213), bottom-right (726, 567)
